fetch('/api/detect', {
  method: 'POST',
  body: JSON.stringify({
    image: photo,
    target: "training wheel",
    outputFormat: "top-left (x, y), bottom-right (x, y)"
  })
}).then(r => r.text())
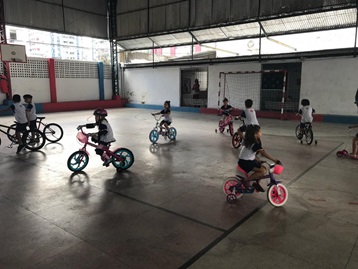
top-left (116, 167), bottom-right (122, 173)
top-left (315, 140), bottom-right (318, 145)
top-left (215, 129), bottom-right (217, 133)
top-left (227, 194), bottom-right (237, 204)
top-left (300, 140), bottom-right (303, 144)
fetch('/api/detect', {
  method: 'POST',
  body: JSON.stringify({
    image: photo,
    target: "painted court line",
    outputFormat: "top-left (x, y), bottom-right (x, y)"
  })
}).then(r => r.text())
top-left (177, 142), bottom-right (344, 268)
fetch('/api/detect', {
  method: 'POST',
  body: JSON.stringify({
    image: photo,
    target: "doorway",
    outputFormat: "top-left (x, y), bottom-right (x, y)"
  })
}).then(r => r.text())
top-left (180, 68), bottom-right (208, 108)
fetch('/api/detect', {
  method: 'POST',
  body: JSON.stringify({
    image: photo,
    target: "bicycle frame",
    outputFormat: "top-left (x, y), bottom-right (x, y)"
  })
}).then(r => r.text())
top-left (232, 163), bottom-right (282, 194)
top-left (76, 128), bottom-right (124, 163)
top-left (0, 123), bottom-right (18, 147)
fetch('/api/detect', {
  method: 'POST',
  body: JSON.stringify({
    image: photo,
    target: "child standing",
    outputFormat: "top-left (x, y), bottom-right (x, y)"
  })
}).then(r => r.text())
top-left (152, 101), bottom-right (172, 135)
top-left (83, 108), bottom-right (115, 166)
top-left (237, 99), bottom-right (259, 141)
top-left (23, 94), bottom-right (37, 133)
top-left (0, 94), bottom-right (28, 153)
top-left (238, 125), bottom-right (280, 192)
top-left (298, 99), bottom-right (315, 131)
top-left (348, 125), bottom-right (358, 157)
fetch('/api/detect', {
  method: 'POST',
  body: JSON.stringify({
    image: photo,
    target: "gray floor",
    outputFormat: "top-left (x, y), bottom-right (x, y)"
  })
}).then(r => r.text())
top-left (0, 108), bottom-right (357, 269)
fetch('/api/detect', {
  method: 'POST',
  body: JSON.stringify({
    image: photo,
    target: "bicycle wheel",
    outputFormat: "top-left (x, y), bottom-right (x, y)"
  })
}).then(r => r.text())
top-left (168, 127), bottom-right (177, 140)
top-left (112, 148), bottom-right (134, 170)
top-left (67, 151), bottom-right (89, 172)
top-left (218, 120), bottom-right (225, 133)
top-left (267, 184), bottom-right (288, 207)
top-left (43, 123), bottom-right (64, 142)
top-left (223, 177), bottom-right (243, 198)
top-left (295, 125), bottom-right (303, 140)
top-left (149, 130), bottom-right (159, 143)
top-left (6, 124), bottom-right (18, 143)
top-left (22, 130), bottom-right (46, 151)
top-left (305, 128), bottom-right (313, 145)
top-left (232, 132), bottom-right (241, 148)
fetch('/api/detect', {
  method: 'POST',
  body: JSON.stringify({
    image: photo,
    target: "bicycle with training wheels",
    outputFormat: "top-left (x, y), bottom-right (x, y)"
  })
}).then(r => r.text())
top-left (0, 122), bottom-right (46, 151)
top-left (215, 111), bottom-right (234, 136)
top-left (149, 114), bottom-right (177, 143)
top-left (295, 122), bottom-right (317, 145)
top-left (7, 116), bottom-right (63, 143)
top-left (231, 118), bottom-right (245, 148)
top-left (67, 125), bottom-right (134, 173)
top-left (222, 161), bottom-right (288, 207)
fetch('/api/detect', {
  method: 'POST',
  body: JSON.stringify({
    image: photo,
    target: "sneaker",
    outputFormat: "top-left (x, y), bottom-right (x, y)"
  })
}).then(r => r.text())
top-left (103, 158), bottom-right (112, 167)
top-left (16, 144), bottom-right (25, 153)
top-left (252, 182), bottom-right (265, 192)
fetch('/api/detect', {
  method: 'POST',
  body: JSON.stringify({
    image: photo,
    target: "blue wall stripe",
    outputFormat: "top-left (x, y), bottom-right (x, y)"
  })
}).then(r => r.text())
top-left (323, 115), bottom-right (358, 124)
top-left (125, 103), bottom-right (200, 113)
top-left (97, 62), bottom-right (104, 101)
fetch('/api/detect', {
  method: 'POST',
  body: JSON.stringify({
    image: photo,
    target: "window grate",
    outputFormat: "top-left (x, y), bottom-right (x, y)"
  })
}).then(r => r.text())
top-left (55, 60), bottom-right (98, 79)
top-left (10, 59), bottom-right (49, 78)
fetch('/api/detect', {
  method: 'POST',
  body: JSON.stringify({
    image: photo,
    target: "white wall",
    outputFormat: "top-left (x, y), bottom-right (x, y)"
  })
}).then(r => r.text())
top-left (11, 78), bottom-right (51, 103)
top-left (123, 67), bottom-right (180, 106)
top-left (123, 62), bottom-right (261, 108)
top-left (56, 78), bottom-right (99, 102)
top-left (104, 79), bottom-right (112, 100)
top-left (301, 57), bottom-right (358, 115)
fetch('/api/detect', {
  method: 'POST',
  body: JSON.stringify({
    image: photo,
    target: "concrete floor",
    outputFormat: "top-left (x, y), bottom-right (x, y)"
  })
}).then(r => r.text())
top-left (0, 108), bottom-right (357, 269)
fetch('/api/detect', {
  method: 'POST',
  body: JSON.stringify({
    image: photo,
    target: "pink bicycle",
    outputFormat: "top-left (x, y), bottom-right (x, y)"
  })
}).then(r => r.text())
top-left (67, 125), bottom-right (134, 173)
top-left (215, 113), bottom-right (234, 136)
top-left (223, 162), bottom-right (288, 207)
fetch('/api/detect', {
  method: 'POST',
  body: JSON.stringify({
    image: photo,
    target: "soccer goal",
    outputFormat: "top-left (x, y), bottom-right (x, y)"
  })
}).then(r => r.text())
top-left (218, 70), bottom-right (288, 118)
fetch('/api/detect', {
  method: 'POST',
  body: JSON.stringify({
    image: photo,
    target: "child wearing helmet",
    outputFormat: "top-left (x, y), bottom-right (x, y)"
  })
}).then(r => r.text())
top-left (85, 108), bottom-right (116, 166)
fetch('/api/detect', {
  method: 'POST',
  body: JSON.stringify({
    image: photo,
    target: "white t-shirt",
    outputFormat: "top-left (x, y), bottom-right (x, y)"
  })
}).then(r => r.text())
top-left (299, 106), bottom-right (315, 123)
top-left (10, 102), bottom-right (27, 124)
top-left (98, 120), bottom-right (115, 143)
top-left (25, 102), bottom-right (37, 121)
top-left (239, 141), bottom-right (262, 161)
top-left (161, 109), bottom-right (172, 122)
top-left (241, 108), bottom-right (259, 125)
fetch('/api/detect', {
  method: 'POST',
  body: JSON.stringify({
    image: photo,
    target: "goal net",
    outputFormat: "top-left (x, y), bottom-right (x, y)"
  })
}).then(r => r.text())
top-left (218, 70), bottom-right (287, 117)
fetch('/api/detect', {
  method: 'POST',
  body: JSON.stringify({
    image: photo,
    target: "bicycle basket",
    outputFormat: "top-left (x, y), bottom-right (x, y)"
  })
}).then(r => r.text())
top-left (76, 132), bottom-right (88, 144)
top-left (273, 165), bottom-right (284, 175)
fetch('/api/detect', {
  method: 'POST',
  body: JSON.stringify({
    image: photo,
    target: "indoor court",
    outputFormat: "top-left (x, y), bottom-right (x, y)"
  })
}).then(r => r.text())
top-left (0, 108), bottom-right (357, 268)
top-left (1, 0), bottom-right (358, 268)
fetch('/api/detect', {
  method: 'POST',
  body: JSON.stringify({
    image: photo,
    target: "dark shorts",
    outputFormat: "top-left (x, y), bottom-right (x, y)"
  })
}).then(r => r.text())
top-left (160, 120), bottom-right (171, 126)
top-left (239, 125), bottom-right (247, 132)
top-left (300, 122), bottom-right (311, 129)
top-left (29, 120), bottom-right (37, 131)
top-left (16, 123), bottom-right (27, 133)
top-left (238, 159), bottom-right (262, 173)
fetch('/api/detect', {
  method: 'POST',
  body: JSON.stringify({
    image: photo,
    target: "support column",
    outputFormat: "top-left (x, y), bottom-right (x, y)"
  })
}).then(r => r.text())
top-left (98, 62), bottom-right (105, 100)
top-left (48, 58), bottom-right (57, 103)
top-left (108, 0), bottom-right (120, 97)
top-left (0, 0), bottom-right (12, 99)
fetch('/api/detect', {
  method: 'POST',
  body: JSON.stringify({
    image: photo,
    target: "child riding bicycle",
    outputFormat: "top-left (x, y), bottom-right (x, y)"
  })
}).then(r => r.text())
top-left (152, 100), bottom-right (172, 135)
top-left (80, 108), bottom-right (116, 166)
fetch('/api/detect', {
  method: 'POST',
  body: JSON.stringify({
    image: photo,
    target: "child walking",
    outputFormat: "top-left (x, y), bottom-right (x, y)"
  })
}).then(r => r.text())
top-left (152, 100), bottom-right (172, 135)
top-left (237, 99), bottom-right (259, 141)
top-left (238, 125), bottom-right (280, 192)
top-left (0, 94), bottom-right (28, 153)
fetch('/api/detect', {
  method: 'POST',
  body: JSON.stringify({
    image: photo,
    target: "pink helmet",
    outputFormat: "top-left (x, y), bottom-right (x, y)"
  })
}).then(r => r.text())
top-left (93, 108), bottom-right (108, 116)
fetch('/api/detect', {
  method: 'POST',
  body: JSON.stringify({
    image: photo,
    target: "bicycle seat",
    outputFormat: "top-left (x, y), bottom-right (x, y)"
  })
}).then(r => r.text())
top-left (237, 165), bottom-right (249, 177)
top-left (37, 116), bottom-right (46, 120)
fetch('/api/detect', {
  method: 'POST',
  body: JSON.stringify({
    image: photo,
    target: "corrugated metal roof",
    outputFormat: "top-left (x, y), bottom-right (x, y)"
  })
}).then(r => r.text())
top-left (261, 8), bottom-right (357, 34)
top-left (118, 8), bottom-right (358, 50)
